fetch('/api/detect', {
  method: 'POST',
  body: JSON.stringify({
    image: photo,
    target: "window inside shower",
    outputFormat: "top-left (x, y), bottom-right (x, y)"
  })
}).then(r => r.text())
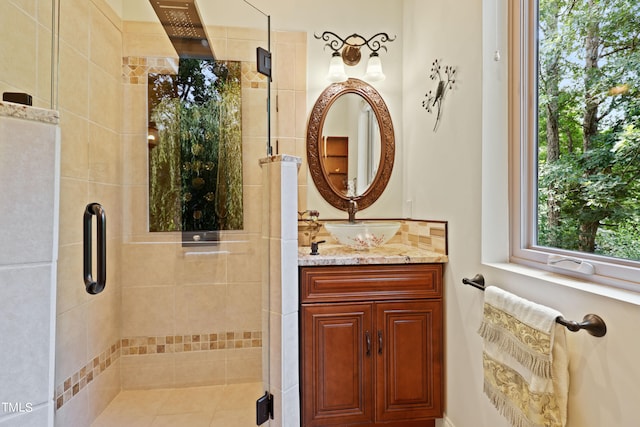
top-left (147, 58), bottom-right (244, 239)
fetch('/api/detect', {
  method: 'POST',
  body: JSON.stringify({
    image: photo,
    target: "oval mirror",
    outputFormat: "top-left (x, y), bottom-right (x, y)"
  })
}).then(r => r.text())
top-left (307, 78), bottom-right (395, 211)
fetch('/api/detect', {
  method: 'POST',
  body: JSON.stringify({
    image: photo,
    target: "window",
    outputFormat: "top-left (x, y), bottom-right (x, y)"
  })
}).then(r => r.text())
top-left (147, 58), bottom-right (244, 238)
top-left (510, 0), bottom-right (640, 289)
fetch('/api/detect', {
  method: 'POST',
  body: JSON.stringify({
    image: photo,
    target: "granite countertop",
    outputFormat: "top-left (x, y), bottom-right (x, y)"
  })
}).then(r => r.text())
top-left (298, 243), bottom-right (449, 266)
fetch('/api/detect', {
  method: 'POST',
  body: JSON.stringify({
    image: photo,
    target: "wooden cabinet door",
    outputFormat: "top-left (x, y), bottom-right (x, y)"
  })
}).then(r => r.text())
top-left (375, 301), bottom-right (443, 422)
top-left (302, 303), bottom-right (374, 426)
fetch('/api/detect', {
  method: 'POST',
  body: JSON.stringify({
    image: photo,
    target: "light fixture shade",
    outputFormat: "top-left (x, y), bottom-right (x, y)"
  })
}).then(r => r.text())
top-left (327, 52), bottom-right (348, 82)
top-left (364, 53), bottom-right (385, 82)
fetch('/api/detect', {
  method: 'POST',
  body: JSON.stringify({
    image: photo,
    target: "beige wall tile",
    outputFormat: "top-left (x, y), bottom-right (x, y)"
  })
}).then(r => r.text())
top-left (56, 243), bottom-right (89, 314)
top-left (59, 0), bottom-right (89, 56)
top-left (226, 283), bottom-right (261, 331)
top-left (226, 348), bottom-right (262, 383)
top-left (121, 243), bottom-right (177, 287)
top-left (275, 137), bottom-right (296, 156)
top-left (58, 177), bottom-right (89, 246)
top-left (241, 86), bottom-right (268, 138)
top-left (176, 252), bottom-right (228, 285)
top-left (87, 358), bottom-right (121, 420)
top-left (122, 134), bottom-right (148, 186)
top-left (11, 0), bottom-right (37, 18)
top-left (174, 284), bottom-right (228, 333)
top-left (122, 184), bottom-right (149, 238)
top-left (58, 41), bottom-right (89, 118)
top-left (227, 39), bottom-right (261, 62)
top-left (122, 22), bottom-right (177, 58)
top-left (120, 353), bottom-right (176, 389)
top-left (37, 0), bottom-right (52, 29)
top-left (0, 4), bottom-right (37, 96)
top-left (227, 245), bottom-right (262, 283)
top-left (54, 387), bottom-right (91, 427)
top-left (173, 351), bottom-right (227, 387)
top-left (89, 123), bottom-right (121, 184)
top-left (121, 286), bottom-right (176, 337)
top-left (295, 90), bottom-right (307, 138)
top-left (274, 31), bottom-right (305, 44)
top-left (275, 42), bottom-right (296, 91)
top-left (209, 37), bottom-right (228, 60)
top-left (55, 304), bottom-right (89, 385)
top-left (36, 24), bottom-right (53, 107)
top-left (242, 137), bottom-right (267, 186)
top-left (295, 42), bottom-right (307, 92)
top-left (59, 111), bottom-right (89, 179)
top-left (89, 181), bottom-right (123, 240)
top-left (87, 289), bottom-right (120, 357)
top-left (226, 27), bottom-right (267, 43)
top-left (241, 184), bottom-right (263, 234)
top-left (90, 2), bottom-right (123, 79)
top-left (89, 63), bottom-right (121, 132)
top-left (274, 89), bottom-right (295, 138)
top-left (121, 84), bottom-right (147, 135)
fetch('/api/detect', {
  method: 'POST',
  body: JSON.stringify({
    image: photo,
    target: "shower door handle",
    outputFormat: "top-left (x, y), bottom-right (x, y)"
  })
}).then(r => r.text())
top-left (83, 203), bottom-right (106, 295)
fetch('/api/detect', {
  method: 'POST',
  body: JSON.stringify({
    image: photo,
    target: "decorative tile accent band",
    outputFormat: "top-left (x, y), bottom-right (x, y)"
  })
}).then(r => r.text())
top-left (121, 330), bottom-right (262, 355)
top-left (55, 341), bottom-right (121, 411)
top-left (54, 330), bottom-right (262, 411)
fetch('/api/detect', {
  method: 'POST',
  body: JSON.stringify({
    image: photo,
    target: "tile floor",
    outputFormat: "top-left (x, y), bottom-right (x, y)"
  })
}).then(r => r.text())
top-left (91, 382), bottom-right (263, 427)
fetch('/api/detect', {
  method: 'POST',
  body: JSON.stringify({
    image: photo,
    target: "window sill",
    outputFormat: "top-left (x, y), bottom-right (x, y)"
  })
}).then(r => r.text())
top-left (482, 261), bottom-right (640, 307)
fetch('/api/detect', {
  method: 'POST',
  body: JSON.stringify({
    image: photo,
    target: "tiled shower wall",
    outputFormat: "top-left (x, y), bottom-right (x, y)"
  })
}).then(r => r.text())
top-left (118, 21), bottom-right (307, 391)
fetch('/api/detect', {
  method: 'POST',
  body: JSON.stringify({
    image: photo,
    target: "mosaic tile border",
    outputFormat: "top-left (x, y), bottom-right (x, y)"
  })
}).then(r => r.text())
top-left (55, 341), bottom-right (121, 410)
top-left (122, 331), bottom-right (262, 355)
top-left (54, 330), bottom-right (262, 411)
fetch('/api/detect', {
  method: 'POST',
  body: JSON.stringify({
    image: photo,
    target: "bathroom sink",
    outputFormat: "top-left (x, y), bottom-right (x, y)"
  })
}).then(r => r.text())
top-left (324, 221), bottom-right (401, 250)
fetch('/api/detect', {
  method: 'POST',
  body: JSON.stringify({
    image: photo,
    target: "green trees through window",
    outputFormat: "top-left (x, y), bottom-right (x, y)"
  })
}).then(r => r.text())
top-left (148, 59), bottom-right (243, 233)
top-left (537, 0), bottom-right (640, 260)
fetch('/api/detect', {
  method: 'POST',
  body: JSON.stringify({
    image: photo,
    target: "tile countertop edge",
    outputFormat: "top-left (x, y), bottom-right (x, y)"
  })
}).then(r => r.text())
top-left (298, 243), bottom-right (449, 266)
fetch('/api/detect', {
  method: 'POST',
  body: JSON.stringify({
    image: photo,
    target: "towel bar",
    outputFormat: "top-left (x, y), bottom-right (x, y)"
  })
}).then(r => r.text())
top-left (462, 274), bottom-right (607, 337)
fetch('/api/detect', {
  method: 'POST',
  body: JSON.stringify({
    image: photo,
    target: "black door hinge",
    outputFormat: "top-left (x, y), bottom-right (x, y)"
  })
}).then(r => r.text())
top-left (256, 391), bottom-right (274, 425)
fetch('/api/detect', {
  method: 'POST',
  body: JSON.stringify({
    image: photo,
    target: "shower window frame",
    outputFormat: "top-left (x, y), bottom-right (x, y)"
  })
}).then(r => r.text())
top-left (508, 0), bottom-right (640, 291)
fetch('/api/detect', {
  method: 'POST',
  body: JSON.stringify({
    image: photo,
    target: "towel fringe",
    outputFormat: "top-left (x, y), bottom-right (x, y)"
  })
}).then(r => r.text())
top-left (484, 382), bottom-right (536, 427)
top-left (478, 321), bottom-right (553, 379)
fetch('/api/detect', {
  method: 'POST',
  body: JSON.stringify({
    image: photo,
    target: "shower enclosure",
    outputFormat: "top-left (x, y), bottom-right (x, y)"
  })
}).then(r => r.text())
top-left (44, 0), bottom-right (305, 425)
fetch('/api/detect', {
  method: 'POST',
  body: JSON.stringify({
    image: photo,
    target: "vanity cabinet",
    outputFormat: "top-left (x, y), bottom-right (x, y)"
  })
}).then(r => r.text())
top-left (300, 264), bottom-right (443, 427)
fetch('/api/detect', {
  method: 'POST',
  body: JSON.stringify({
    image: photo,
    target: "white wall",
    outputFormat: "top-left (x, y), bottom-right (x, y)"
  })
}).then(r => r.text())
top-left (403, 1), bottom-right (640, 427)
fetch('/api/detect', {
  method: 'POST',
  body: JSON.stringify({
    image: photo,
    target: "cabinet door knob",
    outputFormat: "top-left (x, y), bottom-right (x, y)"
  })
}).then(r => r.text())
top-left (365, 331), bottom-right (371, 356)
top-left (378, 330), bottom-right (383, 354)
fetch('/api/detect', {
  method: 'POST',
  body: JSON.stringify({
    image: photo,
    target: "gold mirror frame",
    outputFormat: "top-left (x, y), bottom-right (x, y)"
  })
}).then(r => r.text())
top-left (306, 78), bottom-right (395, 211)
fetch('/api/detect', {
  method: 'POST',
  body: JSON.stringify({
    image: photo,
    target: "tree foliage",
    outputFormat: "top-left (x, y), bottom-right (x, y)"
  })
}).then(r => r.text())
top-left (149, 59), bottom-right (243, 232)
top-left (537, 0), bottom-right (640, 260)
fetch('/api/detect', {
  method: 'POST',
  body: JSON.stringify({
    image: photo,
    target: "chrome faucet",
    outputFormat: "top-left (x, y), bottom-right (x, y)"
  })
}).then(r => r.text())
top-left (347, 198), bottom-right (358, 223)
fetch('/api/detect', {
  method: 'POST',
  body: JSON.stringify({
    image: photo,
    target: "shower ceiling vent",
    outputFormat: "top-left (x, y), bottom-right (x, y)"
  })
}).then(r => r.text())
top-left (150, 0), bottom-right (215, 60)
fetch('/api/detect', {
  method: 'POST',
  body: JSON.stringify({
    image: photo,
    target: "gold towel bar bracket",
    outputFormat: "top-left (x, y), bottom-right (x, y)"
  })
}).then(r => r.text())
top-left (462, 274), bottom-right (607, 337)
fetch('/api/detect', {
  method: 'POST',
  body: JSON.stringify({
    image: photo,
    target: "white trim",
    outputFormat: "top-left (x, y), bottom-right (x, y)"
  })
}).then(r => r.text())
top-left (441, 415), bottom-right (457, 427)
top-left (508, 0), bottom-right (640, 291)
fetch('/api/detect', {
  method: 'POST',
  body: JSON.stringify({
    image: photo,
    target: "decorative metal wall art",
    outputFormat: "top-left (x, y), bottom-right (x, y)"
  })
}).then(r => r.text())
top-left (422, 59), bottom-right (456, 132)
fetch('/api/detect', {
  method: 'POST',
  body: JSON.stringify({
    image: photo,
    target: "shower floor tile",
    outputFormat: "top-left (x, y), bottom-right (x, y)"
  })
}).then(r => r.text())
top-left (91, 382), bottom-right (262, 427)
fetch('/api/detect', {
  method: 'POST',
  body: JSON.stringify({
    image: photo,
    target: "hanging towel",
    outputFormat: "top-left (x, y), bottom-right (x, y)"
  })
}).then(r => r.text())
top-left (478, 286), bottom-right (569, 427)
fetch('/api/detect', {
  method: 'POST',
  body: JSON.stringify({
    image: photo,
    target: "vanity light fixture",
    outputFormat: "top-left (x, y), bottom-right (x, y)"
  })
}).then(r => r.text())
top-left (315, 31), bottom-right (396, 83)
